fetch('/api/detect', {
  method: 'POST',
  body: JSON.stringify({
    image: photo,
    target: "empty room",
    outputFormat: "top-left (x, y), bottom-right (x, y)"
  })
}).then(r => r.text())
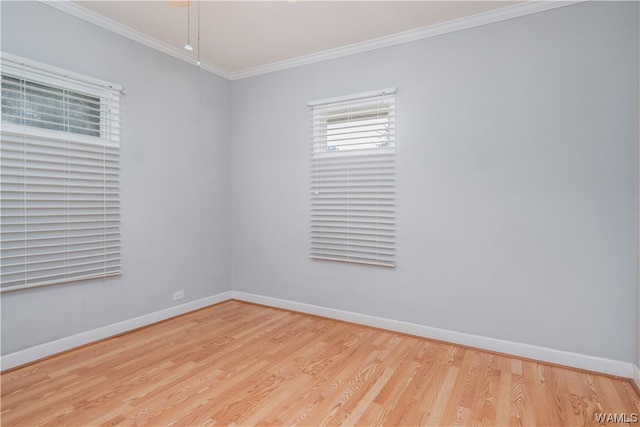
top-left (1, 0), bottom-right (639, 425)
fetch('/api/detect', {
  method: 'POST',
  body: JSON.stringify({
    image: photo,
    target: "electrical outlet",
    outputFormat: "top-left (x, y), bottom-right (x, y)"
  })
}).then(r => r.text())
top-left (173, 290), bottom-right (184, 301)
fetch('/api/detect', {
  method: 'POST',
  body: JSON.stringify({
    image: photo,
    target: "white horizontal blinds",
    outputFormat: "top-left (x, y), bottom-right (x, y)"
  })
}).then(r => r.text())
top-left (310, 88), bottom-right (396, 267)
top-left (1, 54), bottom-right (122, 292)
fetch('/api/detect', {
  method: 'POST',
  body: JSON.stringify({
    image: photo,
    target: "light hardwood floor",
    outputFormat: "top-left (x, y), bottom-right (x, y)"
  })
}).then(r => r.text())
top-left (1, 300), bottom-right (638, 426)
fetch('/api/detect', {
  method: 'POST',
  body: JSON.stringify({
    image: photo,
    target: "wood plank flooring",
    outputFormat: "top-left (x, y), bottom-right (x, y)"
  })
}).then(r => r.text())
top-left (1, 300), bottom-right (638, 426)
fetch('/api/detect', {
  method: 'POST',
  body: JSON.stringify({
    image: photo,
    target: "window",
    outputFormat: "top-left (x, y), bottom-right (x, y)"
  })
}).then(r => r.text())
top-left (2, 75), bottom-right (101, 137)
top-left (309, 88), bottom-right (396, 267)
top-left (1, 53), bottom-right (122, 292)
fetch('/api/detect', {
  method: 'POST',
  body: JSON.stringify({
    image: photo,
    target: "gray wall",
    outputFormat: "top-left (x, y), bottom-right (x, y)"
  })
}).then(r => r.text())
top-left (1, 1), bottom-right (638, 367)
top-left (637, 0), bottom-right (640, 373)
top-left (230, 1), bottom-right (638, 363)
top-left (1, 1), bottom-right (232, 354)
top-left (637, 0), bottom-right (640, 372)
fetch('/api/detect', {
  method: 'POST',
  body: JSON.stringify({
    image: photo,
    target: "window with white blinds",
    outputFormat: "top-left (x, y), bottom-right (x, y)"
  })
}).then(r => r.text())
top-left (1, 53), bottom-right (122, 292)
top-left (309, 88), bottom-right (396, 267)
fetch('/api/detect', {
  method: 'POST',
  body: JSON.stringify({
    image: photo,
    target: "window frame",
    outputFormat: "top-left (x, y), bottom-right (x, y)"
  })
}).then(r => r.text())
top-left (1, 74), bottom-right (103, 139)
top-left (1, 54), bottom-right (121, 146)
top-left (0, 52), bottom-right (123, 292)
top-left (309, 88), bottom-right (397, 268)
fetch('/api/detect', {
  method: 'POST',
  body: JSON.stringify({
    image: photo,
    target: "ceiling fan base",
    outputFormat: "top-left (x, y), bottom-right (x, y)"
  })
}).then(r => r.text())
top-left (167, 0), bottom-right (189, 8)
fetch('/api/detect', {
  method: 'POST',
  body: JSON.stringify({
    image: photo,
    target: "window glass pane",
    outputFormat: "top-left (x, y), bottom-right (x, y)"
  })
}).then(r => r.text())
top-left (1, 75), bottom-right (100, 137)
top-left (326, 112), bottom-right (390, 152)
top-left (1, 76), bottom-right (26, 126)
top-left (68, 92), bottom-right (101, 136)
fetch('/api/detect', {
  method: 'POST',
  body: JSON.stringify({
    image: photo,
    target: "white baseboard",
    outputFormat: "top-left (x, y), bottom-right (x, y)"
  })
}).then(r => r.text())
top-left (1, 291), bottom-right (233, 371)
top-left (3, 290), bottom-right (636, 384)
top-left (231, 291), bottom-right (636, 379)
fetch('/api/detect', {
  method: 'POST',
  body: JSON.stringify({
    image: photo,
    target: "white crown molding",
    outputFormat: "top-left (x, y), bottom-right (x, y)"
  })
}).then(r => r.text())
top-left (228, 0), bottom-right (585, 80)
top-left (41, 0), bottom-right (584, 82)
top-left (39, 0), bottom-right (232, 80)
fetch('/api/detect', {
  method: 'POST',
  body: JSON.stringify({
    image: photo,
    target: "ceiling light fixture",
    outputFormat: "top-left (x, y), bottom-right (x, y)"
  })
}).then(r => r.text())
top-left (184, 1), bottom-right (192, 51)
top-left (178, 0), bottom-right (200, 65)
top-left (196, 0), bottom-right (201, 66)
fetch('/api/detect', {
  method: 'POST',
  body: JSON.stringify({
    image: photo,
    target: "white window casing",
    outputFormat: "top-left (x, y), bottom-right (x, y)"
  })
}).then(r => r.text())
top-left (1, 52), bottom-right (123, 292)
top-left (309, 88), bottom-right (396, 267)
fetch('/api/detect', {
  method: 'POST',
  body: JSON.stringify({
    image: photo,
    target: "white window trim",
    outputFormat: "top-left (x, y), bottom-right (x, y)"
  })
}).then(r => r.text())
top-left (1, 52), bottom-right (122, 145)
top-left (308, 87), bottom-right (397, 107)
top-left (1, 52), bottom-right (124, 94)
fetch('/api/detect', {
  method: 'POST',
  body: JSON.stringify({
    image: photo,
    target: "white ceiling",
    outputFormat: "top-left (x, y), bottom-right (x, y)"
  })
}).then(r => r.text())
top-left (65, 1), bottom-right (539, 79)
